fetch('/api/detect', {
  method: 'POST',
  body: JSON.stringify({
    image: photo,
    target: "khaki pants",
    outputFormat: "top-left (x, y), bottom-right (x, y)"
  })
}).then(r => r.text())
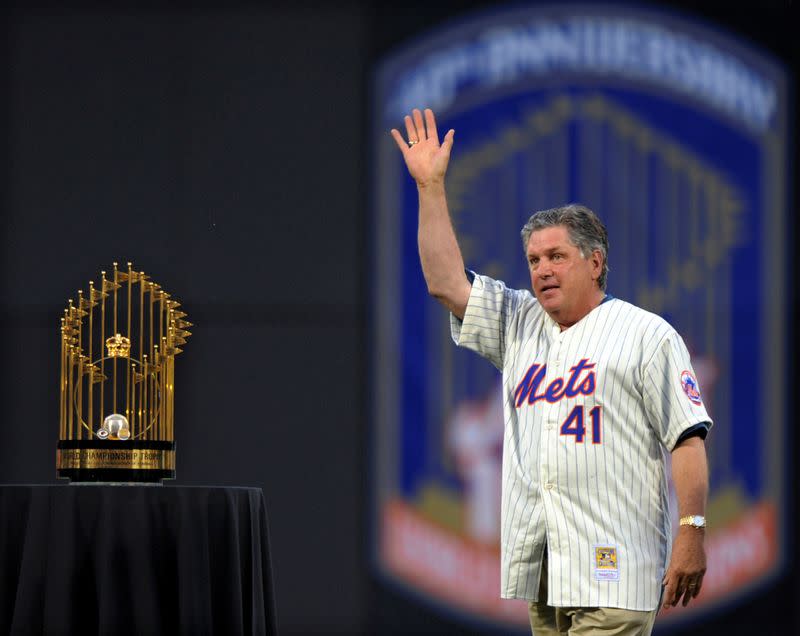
top-left (528, 551), bottom-right (657, 636)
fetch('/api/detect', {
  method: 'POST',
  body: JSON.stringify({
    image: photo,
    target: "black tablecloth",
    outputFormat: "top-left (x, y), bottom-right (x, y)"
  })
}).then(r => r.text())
top-left (0, 485), bottom-right (277, 635)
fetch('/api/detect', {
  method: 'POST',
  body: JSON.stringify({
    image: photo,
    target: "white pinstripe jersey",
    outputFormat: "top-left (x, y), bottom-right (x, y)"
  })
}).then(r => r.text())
top-left (450, 274), bottom-right (712, 611)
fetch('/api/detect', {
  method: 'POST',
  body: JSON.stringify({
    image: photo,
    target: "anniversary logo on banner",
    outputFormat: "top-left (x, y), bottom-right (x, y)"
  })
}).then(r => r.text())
top-left (371, 4), bottom-right (788, 631)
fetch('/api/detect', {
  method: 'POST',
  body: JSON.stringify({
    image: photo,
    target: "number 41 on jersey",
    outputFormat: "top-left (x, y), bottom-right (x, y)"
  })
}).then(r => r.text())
top-left (560, 405), bottom-right (602, 444)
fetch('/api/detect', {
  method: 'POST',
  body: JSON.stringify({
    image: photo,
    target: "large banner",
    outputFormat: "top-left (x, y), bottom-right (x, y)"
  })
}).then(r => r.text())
top-left (370, 4), bottom-right (788, 631)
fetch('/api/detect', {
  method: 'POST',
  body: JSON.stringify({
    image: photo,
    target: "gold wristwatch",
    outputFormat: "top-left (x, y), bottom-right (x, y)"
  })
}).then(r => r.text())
top-left (679, 515), bottom-right (706, 528)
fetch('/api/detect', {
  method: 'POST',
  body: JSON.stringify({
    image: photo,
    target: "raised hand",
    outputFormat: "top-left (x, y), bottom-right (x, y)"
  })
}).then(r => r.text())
top-left (390, 108), bottom-right (455, 188)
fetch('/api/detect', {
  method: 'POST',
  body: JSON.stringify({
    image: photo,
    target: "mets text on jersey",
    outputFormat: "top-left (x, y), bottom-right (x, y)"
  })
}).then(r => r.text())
top-left (514, 359), bottom-right (596, 407)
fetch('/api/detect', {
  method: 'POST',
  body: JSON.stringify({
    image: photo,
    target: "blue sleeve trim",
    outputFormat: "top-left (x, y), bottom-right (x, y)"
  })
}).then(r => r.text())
top-left (676, 422), bottom-right (710, 445)
top-left (465, 269), bottom-right (476, 284)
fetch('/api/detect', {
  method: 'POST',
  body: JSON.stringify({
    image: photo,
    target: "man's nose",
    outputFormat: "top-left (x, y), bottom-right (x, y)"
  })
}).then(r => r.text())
top-left (537, 262), bottom-right (553, 278)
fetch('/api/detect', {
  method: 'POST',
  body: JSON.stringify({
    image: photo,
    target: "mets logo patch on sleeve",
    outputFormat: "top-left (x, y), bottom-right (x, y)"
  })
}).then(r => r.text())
top-left (592, 545), bottom-right (620, 581)
top-left (680, 370), bottom-right (703, 406)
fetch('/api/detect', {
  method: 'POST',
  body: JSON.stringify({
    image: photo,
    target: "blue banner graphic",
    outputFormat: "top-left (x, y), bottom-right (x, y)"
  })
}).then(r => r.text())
top-left (371, 4), bottom-right (788, 631)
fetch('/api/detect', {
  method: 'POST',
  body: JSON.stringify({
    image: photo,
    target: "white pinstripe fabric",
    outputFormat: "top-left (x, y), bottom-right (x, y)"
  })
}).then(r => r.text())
top-left (450, 274), bottom-right (712, 611)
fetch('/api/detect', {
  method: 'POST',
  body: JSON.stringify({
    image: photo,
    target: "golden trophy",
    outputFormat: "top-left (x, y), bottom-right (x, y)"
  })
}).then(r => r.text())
top-left (56, 263), bottom-right (192, 483)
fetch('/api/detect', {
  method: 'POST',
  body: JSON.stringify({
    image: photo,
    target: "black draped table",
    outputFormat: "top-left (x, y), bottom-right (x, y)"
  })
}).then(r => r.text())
top-left (0, 485), bottom-right (277, 635)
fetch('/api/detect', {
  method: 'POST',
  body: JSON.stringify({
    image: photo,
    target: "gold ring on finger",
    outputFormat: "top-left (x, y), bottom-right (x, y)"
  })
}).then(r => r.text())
top-left (408, 140), bottom-right (419, 146)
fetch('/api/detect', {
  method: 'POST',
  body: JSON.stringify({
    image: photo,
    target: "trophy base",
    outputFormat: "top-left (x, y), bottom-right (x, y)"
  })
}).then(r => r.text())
top-left (56, 440), bottom-right (175, 483)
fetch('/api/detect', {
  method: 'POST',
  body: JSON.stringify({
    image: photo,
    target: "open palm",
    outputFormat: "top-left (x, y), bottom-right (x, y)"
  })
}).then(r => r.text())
top-left (390, 108), bottom-right (455, 187)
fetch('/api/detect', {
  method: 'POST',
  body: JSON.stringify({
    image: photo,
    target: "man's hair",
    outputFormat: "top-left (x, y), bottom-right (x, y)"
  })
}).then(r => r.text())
top-left (520, 203), bottom-right (610, 290)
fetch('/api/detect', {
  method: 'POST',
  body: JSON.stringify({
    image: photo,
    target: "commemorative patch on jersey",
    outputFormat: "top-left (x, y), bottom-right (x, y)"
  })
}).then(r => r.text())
top-left (680, 370), bottom-right (703, 406)
top-left (592, 545), bottom-right (620, 581)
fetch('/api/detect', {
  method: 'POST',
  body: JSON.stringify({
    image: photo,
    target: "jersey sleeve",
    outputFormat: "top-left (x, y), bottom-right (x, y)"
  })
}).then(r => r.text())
top-left (642, 331), bottom-right (714, 450)
top-left (449, 273), bottom-right (526, 370)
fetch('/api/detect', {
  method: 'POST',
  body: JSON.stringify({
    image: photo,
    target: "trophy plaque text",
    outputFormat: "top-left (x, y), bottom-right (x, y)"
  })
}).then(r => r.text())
top-left (56, 263), bottom-right (191, 482)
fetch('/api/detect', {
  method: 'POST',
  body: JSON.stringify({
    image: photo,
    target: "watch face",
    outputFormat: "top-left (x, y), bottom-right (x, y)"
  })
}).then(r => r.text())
top-left (692, 516), bottom-right (706, 526)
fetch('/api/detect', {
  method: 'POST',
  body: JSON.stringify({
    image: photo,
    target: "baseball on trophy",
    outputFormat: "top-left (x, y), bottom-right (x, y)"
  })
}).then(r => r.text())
top-left (101, 413), bottom-right (131, 440)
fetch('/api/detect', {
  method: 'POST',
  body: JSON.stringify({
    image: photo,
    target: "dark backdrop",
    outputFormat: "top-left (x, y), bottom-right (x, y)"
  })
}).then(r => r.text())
top-left (1, 1), bottom-right (796, 634)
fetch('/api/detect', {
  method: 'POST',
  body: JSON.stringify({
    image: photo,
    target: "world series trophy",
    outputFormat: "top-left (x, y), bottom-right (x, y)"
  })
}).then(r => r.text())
top-left (56, 263), bottom-right (192, 483)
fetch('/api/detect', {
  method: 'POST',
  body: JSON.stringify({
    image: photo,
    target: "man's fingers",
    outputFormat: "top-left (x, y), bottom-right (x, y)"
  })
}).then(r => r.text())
top-left (688, 575), bottom-right (703, 599)
top-left (662, 577), bottom-right (676, 609)
top-left (424, 109), bottom-right (438, 143)
top-left (412, 109), bottom-right (427, 140)
top-left (404, 115), bottom-right (418, 143)
top-left (390, 129), bottom-right (410, 154)
top-left (675, 575), bottom-right (705, 607)
top-left (681, 581), bottom-right (699, 606)
top-left (680, 573), bottom-right (700, 606)
top-left (441, 129), bottom-right (455, 153)
top-left (399, 108), bottom-right (446, 146)
top-left (663, 571), bottom-right (705, 610)
top-left (674, 577), bottom-right (702, 607)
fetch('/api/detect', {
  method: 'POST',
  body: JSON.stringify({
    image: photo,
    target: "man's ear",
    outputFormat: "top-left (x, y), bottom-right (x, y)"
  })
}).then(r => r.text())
top-left (591, 249), bottom-right (603, 281)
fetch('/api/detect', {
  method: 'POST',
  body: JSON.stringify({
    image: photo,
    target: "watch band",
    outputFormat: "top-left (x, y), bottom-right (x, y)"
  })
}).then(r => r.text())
top-left (679, 515), bottom-right (707, 528)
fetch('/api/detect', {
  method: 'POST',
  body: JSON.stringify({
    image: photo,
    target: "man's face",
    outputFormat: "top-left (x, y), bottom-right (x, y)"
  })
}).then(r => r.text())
top-left (526, 225), bottom-right (603, 328)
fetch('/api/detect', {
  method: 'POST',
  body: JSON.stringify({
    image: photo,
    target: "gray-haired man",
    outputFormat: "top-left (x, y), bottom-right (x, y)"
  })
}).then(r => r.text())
top-left (391, 108), bottom-right (711, 635)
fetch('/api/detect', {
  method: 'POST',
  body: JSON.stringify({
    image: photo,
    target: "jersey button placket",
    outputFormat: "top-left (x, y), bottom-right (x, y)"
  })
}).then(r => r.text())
top-left (541, 340), bottom-right (560, 498)
top-left (545, 409), bottom-right (557, 431)
top-left (545, 349), bottom-right (561, 432)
